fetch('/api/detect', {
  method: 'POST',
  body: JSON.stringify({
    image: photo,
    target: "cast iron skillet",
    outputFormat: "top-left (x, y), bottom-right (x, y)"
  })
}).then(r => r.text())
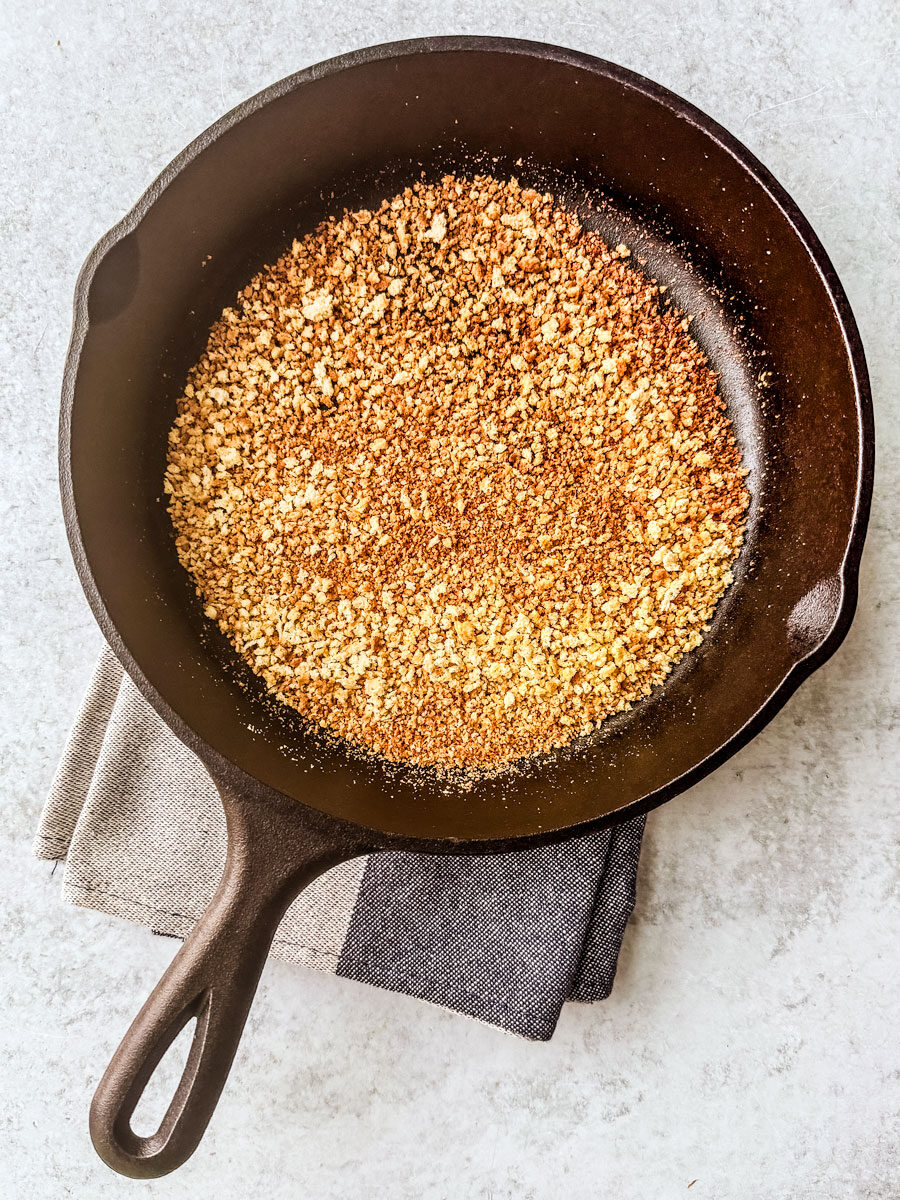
top-left (62, 37), bottom-right (872, 1178)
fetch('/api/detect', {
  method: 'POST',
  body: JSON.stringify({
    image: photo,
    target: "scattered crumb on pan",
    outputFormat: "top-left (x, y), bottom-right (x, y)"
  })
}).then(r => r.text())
top-left (167, 174), bottom-right (749, 775)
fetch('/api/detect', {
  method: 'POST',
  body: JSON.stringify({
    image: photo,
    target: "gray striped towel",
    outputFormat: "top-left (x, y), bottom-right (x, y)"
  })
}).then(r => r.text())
top-left (34, 647), bottom-right (644, 1039)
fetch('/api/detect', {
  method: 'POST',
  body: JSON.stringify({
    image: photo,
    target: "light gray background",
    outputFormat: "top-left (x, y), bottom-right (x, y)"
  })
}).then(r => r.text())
top-left (1, 2), bottom-right (897, 1197)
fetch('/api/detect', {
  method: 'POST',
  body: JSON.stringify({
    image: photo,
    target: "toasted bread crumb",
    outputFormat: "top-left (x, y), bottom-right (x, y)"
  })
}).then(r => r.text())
top-left (166, 175), bottom-right (749, 771)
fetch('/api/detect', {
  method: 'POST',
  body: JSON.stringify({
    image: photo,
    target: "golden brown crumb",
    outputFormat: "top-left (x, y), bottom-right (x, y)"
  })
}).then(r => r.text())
top-left (165, 175), bottom-right (749, 772)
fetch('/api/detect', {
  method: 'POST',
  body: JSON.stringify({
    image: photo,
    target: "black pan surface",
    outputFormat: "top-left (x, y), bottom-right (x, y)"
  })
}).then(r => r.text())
top-left (65, 38), bottom-right (872, 846)
top-left (67, 39), bottom-right (873, 1178)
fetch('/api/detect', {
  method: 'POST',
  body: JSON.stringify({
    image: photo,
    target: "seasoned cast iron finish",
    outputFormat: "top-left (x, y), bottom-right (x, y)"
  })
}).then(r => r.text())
top-left (89, 784), bottom-right (374, 1178)
top-left (62, 38), bottom-right (872, 1178)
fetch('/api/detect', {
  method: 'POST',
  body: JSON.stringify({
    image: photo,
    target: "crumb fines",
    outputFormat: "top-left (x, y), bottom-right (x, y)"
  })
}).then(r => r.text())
top-left (165, 174), bottom-right (749, 772)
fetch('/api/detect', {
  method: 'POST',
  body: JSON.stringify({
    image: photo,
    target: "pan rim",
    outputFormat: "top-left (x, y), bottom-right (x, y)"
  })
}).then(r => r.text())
top-left (59, 36), bottom-right (874, 852)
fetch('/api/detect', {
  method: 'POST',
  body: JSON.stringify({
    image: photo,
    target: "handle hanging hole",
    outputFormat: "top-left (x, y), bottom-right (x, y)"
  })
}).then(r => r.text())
top-left (129, 1016), bottom-right (198, 1138)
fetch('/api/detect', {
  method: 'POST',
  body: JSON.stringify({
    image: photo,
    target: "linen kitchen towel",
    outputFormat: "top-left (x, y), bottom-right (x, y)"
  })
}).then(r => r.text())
top-left (35, 647), bottom-right (644, 1040)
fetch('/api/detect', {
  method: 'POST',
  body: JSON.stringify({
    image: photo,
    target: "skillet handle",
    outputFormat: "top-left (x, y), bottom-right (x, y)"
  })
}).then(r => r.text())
top-left (89, 783), bottom-right (370, 1179)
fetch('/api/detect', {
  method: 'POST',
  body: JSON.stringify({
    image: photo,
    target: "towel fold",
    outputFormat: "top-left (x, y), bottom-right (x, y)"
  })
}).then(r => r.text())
top-left (35, 648), bottom-right (644, 1039)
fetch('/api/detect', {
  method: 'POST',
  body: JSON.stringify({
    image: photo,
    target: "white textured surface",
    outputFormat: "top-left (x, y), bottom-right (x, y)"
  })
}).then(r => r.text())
top-left (1, 2), bottom-right (898, 1196)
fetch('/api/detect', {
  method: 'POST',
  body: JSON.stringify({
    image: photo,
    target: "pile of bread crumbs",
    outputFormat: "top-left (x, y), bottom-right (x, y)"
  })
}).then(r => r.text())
top-left (165, 174), bottom-right (749, 771)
